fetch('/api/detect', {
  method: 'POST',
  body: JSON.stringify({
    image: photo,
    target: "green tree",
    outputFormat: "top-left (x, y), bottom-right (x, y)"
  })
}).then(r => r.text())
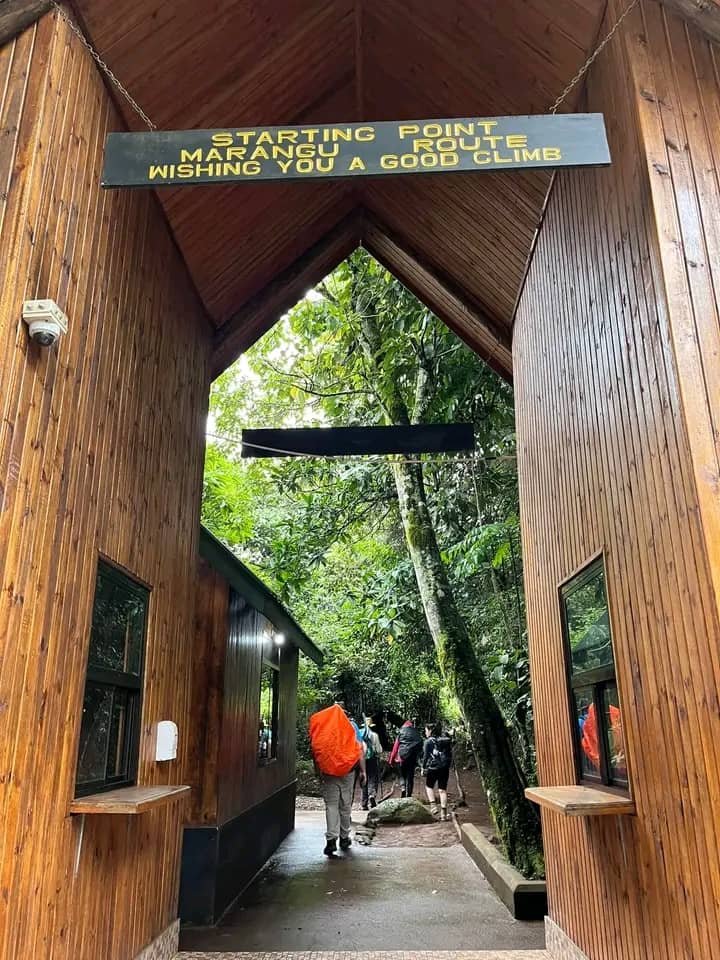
top-left (203, 250), bottom-right (543, 877)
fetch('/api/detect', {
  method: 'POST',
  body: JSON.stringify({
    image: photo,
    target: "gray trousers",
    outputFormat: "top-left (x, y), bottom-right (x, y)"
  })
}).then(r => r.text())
top-left (322, 770), bottom-right (355, 840)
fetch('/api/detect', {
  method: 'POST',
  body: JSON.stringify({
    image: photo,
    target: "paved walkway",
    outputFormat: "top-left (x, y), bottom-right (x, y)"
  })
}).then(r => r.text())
top-left (179, 953), bottom-right (547, 959)
top-left (179, 812), bottom-right (545, 956)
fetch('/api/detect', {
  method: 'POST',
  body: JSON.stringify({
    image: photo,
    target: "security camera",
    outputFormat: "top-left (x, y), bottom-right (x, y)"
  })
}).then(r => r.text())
top-left (22, 300), bottom-right (68, 347)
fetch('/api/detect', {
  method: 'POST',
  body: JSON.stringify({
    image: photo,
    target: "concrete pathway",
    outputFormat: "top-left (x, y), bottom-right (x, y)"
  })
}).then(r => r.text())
top-left (179, 953), bottom-right (548, 960)
top-left (179, 812), bottom-right (545, 955)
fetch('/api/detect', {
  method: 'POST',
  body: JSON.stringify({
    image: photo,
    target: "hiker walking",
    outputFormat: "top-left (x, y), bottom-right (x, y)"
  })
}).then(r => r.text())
top-left (389, 718), bottom-right (423, 798)
top-left (360, 717), bottom-right (383, 810)
top-left (422, 722), bottom-right (453, 821)
top-left (309, 703), bottom-right (367, 858)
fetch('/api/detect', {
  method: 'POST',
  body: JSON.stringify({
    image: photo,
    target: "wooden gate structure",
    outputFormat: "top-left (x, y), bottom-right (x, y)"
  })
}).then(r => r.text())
top-left (1, 1), bottom-right (720, 958)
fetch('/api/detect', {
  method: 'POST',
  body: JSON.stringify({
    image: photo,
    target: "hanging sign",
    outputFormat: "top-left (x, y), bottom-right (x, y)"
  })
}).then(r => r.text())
top-left (101, 114), bottom-right (610, 188)
top-left (241, 424), bottom-right (475, 458)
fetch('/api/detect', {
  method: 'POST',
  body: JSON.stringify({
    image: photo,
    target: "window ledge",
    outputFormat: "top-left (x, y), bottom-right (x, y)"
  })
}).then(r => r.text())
top-left (525, 785), bottom-right (635, 817)
top-left (70, 785), bottom-right (190, 815)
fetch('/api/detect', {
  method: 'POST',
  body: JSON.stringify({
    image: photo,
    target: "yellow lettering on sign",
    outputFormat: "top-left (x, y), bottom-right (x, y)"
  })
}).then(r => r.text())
top-left (477, 120), bottom-right (498, 134)
top-left (149, 164), bottom-right (170, 179)
top-left (381, 154), bottom-right (399, 169)
top-left (543, 147), bottom-right (562, 161)
top-left (235, 130), bottom-right (255, 145)
top-left (245, 161), bottom-right (261, 175)
top-left (180, 148), bottom-right (202, 162)
top-left (436, 138), bottom-right (457, 152)
top-left (318, 144), bottom-right (339, 157)
top-left (522, 148), bottom-right (542, 161)
top-left (205, 148), bottom-right (223, 161)
top-left (412, 138), bottom-right (434, 153)
top-left (176, 164), bottom-right (194, 178)
top-left (277, 159), bottom-right (293, 174)
top-left (506, 134), bottom-right (528, 149)
top-left (250, 146), bottom-right (271, 161)
top-left (296, 144), bottom-right (315, 158)
top-left (440, 152), bottom-right (459, 167)
top-left (211, 133), bottom-right (233, 147)
top-left (301, 128), bottom-right (320, 142)
top-left (332, 128), bottom-right (353, 142)
top-left (398, 124), bottom-right (420, 139)
top-left (277, 130), bottom-right (298, 144)
top-left (349, 157), bottom-right (366, 171)
top-left (472, 150), bottom-right (492, 166)
top-left (355, 126), bottom-right (375, 141)
top-left (297, 159), bottom-right (314, 173)
top-left (256, 131), bottom-right (274, 145)
top-left (227, 147), bottom-right (247, 160)
top-left (493, 150), bottom-right (512, 164)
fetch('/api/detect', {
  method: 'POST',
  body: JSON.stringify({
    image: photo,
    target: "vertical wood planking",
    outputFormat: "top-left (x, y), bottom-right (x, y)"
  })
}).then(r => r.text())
top-left (0, 12), bottom-right (211, 960)
top-left (514, 2), bottom-right (720, 957)
top-left (188, 566), bottom-right (300, 829)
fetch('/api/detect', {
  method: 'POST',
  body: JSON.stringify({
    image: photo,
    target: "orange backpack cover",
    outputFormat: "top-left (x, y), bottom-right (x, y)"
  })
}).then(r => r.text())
top-left (309, 704), bottom-right (361, 777)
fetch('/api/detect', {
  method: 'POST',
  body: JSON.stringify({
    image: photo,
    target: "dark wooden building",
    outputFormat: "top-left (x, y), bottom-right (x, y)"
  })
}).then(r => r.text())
top-left (1, 1), bottom-right (720, 959)
top-left (180, 529), bottom-right (322, 925)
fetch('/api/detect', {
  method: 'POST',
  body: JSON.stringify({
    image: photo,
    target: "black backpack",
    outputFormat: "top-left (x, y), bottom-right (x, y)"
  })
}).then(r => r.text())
top-left (398, 724), bottom-right (423, 760)
top-left (426, 735), bottom-right (452, 771)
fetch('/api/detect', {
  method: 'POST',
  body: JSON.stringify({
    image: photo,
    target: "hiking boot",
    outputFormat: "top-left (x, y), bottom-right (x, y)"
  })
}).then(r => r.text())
top-left (369, 796), bottom-right (377, 809)
top-left (440, 808), bottom-right (449, 822)
top-left (324, 839), bottom-right (338, 858)
top-left (339, 837), bottom-right (352, 851)
top-left (430, 801), bottom-right (440, 819)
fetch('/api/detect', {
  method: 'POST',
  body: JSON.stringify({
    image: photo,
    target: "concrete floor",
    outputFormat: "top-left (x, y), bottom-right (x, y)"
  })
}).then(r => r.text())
top-left (179, 812), bottom-right (545, 955)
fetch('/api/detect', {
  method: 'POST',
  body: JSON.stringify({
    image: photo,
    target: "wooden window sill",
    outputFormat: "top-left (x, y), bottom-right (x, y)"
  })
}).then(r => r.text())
top-left (525, 785), bottom-right (635, 817)
top-left (70, 785), bottom-right (190, 815)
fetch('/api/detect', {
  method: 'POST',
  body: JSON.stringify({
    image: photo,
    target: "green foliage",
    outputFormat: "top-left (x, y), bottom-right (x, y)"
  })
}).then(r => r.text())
top-left (203, 249), bottom-right (536, 782)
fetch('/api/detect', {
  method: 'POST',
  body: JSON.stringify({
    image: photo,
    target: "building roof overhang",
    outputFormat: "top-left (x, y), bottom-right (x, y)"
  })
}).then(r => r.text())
top-left (200, 526), bottom-right (324, 665)
top-left (7, 0), bottom-right (719, 378)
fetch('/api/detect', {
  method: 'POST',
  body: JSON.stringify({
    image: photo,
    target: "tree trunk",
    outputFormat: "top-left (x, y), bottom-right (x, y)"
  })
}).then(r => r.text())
top-left (355, 301), bottom-right (544, 878)
top-left (391, 457), bottom-right (544, 878)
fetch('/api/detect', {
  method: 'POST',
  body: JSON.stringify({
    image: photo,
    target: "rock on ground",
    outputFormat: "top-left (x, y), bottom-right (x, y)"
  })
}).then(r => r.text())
top-left (366, 797), bottom-right (435, 825)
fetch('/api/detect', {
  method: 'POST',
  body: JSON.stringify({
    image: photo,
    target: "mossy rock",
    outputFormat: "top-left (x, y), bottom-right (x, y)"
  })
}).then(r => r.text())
top-left (366, 797), bottom-right (435, 825)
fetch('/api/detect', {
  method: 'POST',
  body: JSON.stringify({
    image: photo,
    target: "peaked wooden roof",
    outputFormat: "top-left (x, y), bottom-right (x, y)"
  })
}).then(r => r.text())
top-left (68, 0), bottom-right (614, 379)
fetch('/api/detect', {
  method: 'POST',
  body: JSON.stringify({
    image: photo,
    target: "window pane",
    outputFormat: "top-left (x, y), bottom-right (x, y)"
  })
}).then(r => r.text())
top-left (574, 687), bottom-right (601, 780)
top-left (258, 664), bottom-right (278, 761)
top-left (76, 684), bottom-right (113, 785)
top-left (563, 563), bottom-right (613, 677)
top-left (106, 689), bottom-right (131, 781)
top-left (88, 563), bottom-right (148, 676)
top-left (603, 683), bottom-right (627, 785)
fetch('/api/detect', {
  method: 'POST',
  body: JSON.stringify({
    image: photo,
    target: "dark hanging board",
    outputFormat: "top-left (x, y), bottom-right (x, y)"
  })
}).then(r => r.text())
top-left (102, 114), bottom-right (611, 188)
top-left (241, 424), bottom-right (475, 458)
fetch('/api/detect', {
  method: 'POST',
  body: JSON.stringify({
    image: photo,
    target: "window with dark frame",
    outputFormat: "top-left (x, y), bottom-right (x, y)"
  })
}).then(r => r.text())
top-left (258, 644), bottom-right (280, 764)
top-left (560, 556), bottom-right (628, 789)
top-left (75, 560), bottom-right (149, 796)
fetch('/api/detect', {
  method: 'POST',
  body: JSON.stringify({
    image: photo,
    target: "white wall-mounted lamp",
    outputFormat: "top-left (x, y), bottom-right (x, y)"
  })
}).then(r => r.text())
top-left (273, 631), bottom-right (286, 646)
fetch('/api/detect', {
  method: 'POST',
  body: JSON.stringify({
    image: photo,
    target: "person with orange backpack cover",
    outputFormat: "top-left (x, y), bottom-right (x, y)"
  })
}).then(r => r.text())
top-left (309, 702), bottom-right (367, 857)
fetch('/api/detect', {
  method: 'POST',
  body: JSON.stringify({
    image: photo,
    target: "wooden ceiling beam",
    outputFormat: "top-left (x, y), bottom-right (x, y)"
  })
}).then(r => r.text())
top-left (0, 0), bottom-right (51, 47)
top-left (361, 215), bottom-right (514, 382)
top-left (659, 0), bottom-right (720, 43)
top-left (211, 211), bottom-right (363, 379)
